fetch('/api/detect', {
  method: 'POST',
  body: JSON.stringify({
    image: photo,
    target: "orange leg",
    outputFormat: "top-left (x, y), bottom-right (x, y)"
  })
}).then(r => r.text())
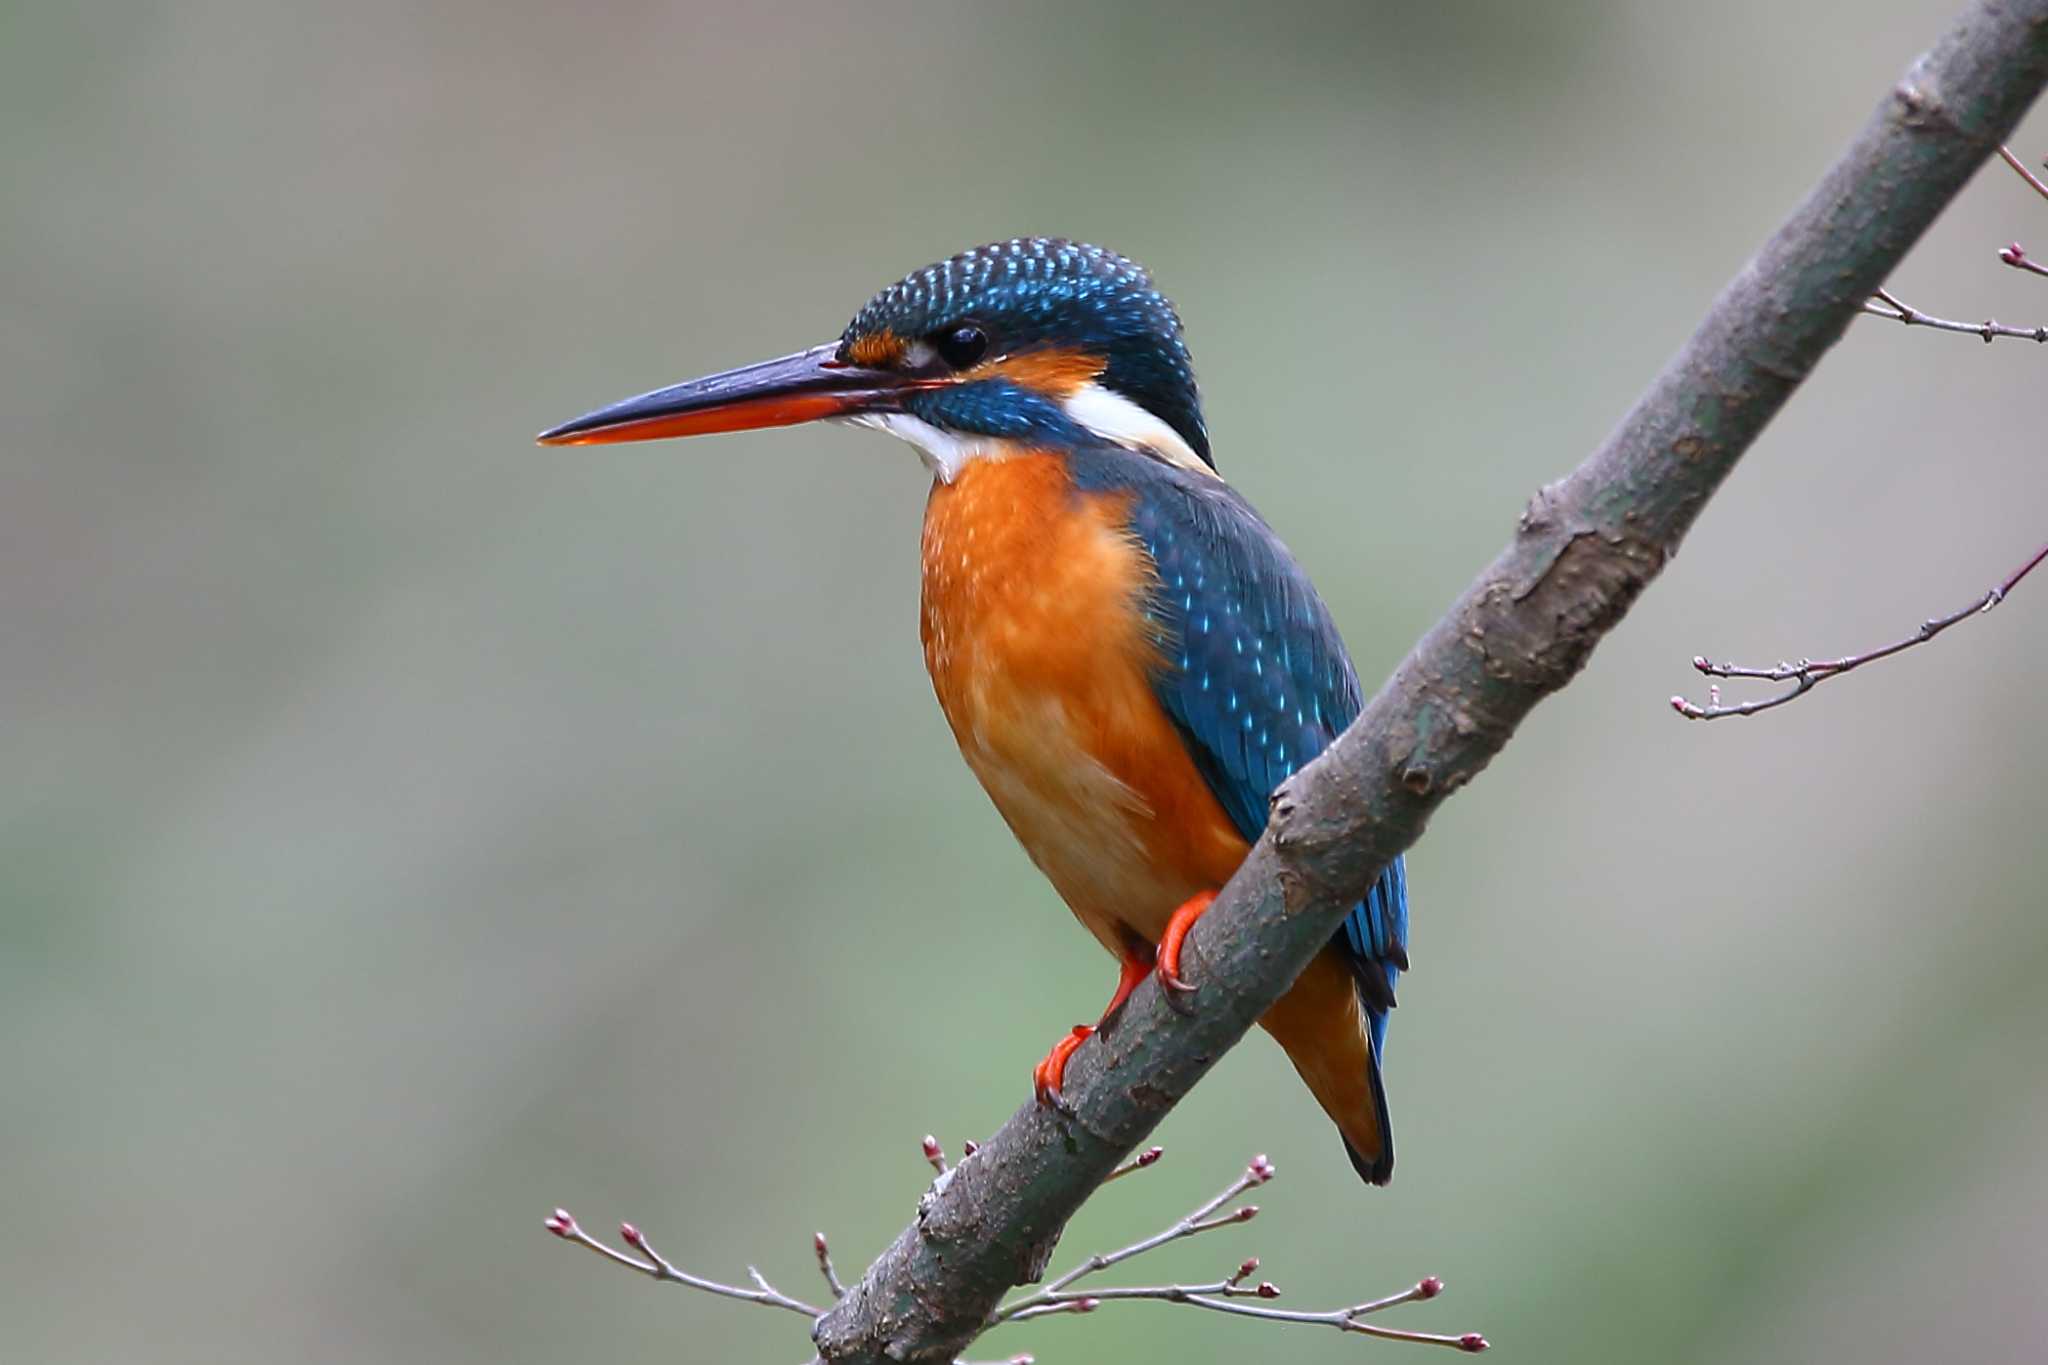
top-left (1156, 890), bottom-right (1218, 1008)
top-left (1033, 949), bottom-right (1154, 1111)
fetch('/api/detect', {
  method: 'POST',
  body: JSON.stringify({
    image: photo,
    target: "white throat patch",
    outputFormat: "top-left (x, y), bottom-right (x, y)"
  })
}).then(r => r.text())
top-left (847, 380), bottom-right (1214, 483)
top-left (844, 412), bottom-right (1026, 483)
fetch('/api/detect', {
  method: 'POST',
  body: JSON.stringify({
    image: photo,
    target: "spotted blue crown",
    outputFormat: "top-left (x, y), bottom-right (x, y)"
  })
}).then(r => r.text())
top-left (842, 238), bottom-right (1212, 467)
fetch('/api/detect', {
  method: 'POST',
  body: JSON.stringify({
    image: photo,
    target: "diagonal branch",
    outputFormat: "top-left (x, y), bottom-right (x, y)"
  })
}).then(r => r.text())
top-left (810, 5), bottom-right (2048, 1363)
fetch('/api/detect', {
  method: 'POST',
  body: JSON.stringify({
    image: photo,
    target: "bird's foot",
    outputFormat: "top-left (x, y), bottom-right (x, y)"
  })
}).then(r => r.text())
top-left (1156, 890), bottom-right (1217, 1015)
top-left (1032, 1025), bottom-right (1092, 1115)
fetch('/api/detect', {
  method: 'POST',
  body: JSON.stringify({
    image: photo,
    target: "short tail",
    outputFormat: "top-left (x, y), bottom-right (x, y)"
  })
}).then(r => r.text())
top-left (1258, 948), bottom-right (1394, 1187)
top-left (1342, 1034), bottom-right (1395, 1185)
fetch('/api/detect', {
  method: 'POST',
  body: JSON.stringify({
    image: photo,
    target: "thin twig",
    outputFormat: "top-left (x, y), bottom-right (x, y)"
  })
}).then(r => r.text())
top-left (1998, 242), bottom-right (2048, 278)
top-left (985, 1155), bottom-right (1484, 1350)
top-left (1674, 539), bottom-right (2048, 720)
top-left (1101, 1145), bottom-right (1164, 1183)
top-left (544, 1209), bottom-right (822, 1317)
top-left (1859, 287), bottom-right (2048, 343)
top-left (814, 1232), bottom-right (846, 1300)
top-left (992, 1154), bottom-right (1274, 1322)
top-left (1145, 1287), bottom-right (1486, 1352)
top-left (1998, 144), bottom-right (2048, 203)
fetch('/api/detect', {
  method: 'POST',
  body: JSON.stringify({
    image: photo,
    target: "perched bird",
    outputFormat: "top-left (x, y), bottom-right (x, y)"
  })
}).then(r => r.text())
top-left (539, 239), bottom-right (1411, 1184)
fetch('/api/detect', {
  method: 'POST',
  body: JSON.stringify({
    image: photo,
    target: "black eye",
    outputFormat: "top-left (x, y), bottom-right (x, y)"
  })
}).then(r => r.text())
top-left (934, 323), bottom-right (989, 369)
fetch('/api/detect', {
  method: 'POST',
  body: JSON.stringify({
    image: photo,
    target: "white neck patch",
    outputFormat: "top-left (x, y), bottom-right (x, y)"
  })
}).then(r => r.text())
top-left (1059, 381), bottom-right (1213, 478)
top-left (846, 379), bottom-right (1214, 483)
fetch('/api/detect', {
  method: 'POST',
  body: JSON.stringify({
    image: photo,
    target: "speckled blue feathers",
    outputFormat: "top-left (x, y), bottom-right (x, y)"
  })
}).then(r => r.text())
top-left (844, 239), bottom-right (1211, 466)
top-left (1070, 446), bottom-right (1410, 1179)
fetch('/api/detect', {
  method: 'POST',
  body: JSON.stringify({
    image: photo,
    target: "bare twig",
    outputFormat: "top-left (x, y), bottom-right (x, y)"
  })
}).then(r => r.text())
top-left (1101, 1145), bottom-right (1164, 1183)
top-left (1674, 539), bottom-right (2048, 720)
top-left (1999, 143), bottom-right (2048, 202)
top-left (992, 1154), bottom-right (1274, 1322)
top-left (543, 1209), bottom-right (823, 1317)
top-left (1859, 286), bottom-right (2048, 342)
top-left (548, 1156), bottom-right (1480, 1357)
top-left (815, 1233), bottom-right (847, 1301)
top-left (1998, 242), bottom-right (2048, 277)
top-left (986, 1156), bottom-right (1484, 1351)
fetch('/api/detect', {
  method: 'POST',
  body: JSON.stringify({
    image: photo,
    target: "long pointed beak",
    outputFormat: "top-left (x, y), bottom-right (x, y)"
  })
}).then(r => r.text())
top-left (537, 341), bottom-right (935, 446)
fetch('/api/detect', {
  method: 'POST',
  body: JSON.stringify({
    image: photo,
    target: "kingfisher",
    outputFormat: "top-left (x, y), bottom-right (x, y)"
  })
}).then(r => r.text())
top-left (539, 239), bottom-right (1411, 1185)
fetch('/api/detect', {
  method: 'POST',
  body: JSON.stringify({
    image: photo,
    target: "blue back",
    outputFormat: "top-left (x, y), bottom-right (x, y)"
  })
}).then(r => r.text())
top-left (1068, 447), bottom-right (1411, 1059)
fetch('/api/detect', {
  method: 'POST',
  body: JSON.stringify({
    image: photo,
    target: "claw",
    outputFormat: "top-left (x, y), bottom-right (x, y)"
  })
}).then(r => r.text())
top-left (1033, 1024), bottom-right (1092, 1113)
top-left (1158, 966), bottom-right (1199, 1015)
top-left (1155, 890), bottom-right (1217, 1011)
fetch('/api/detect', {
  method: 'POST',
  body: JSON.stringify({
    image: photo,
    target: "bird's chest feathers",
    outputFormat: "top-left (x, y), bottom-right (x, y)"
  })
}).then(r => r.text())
top-left (920, 455), bottom-right (1241, 935)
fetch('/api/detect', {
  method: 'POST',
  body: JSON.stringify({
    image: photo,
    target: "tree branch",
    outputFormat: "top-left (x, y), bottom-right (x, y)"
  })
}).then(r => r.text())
top-left (809, 6), bottom-right (2048, 1361)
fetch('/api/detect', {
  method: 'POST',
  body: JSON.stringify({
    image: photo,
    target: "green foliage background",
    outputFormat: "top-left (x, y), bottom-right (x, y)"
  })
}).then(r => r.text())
top-left (5, 4), bottom-right (2044, 1361)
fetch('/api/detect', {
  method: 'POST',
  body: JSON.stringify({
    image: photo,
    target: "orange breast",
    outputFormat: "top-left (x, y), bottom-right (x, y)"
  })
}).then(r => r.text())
top-left (919, 454), bottom-right (1249, 956)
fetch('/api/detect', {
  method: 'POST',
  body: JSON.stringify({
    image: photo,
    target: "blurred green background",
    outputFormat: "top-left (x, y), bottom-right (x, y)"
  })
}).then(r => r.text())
top-left (6, 3), bottom-right (2045, 1362)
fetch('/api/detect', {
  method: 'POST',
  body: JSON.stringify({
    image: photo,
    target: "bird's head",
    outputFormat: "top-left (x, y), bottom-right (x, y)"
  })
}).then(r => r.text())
top-left (538, 238), bottom-right (1211, 480)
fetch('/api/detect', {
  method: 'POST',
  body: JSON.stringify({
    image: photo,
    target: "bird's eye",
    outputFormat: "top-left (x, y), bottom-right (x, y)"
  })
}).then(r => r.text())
top-left (935, 323), bottom-right (989, 370)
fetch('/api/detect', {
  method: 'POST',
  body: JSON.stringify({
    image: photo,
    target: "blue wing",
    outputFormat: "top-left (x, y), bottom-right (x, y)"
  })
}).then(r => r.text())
top-left (1076, 453), bottom-right (1411, 1054)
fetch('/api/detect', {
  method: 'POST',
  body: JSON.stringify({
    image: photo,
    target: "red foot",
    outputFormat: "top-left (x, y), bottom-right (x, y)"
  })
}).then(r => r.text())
top-left (1101, 949), bottom-right (1153, 1026)
top-left (1032, 948), bottom-right (1156, 1111)
top-left (1034, 1025), bottom-right (1092, 1110)
top-left (1157, 890), bottom-right (1218, 1003)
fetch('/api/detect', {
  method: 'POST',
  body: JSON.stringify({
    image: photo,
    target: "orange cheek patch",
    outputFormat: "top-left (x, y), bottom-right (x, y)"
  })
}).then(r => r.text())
top-left (975, 347), bottom-right (1108, 397)
top-left (845, 330), bottom-right (907, 368)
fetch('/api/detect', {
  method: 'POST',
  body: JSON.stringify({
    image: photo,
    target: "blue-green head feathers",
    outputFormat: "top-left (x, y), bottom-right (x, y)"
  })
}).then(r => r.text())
top-left (838, 238), bottom-right (1211, 467)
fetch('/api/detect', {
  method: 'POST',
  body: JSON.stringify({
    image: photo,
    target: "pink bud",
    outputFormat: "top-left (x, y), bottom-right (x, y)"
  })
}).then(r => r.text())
top-left (1137, 1145), bottom-right (1163, 1167)
top-left (1075, 1297), bottom-right (1100, 1313)
top-left (1418, 1276), bottom-right (1444, 1299)
top-left (544, 1217), bottom-right (571, 1238)
top-left (961, 1139), bottom-right (979, 1157)
top-left (1691, 656), bottom-right (1709, 671)
top-left (1247, 1154), bottom-right (1276, 1183)
top-left (1236, 1257), bottom-right (1260, 1280)
top-left (921, 1135), bottom-right (941, 1158)
top-left (814, 1232), bottom-right (828, 1253)
top-left (1256, 1281), bottom-right (1280, 1299)
top-left (620, 1221), bottom-right (642, 1246)
top-left (1460, 1333), bottom-right (1489, 1352)
top-left (2002, 242), bottom-right (2028, 265)
top-left (1669, 696), bottom-right (1690, 714)
top-left (1009, 1357), bottom-right (1035, 1365)
top-left (1235, 1205), bottom-right (1260, 1222)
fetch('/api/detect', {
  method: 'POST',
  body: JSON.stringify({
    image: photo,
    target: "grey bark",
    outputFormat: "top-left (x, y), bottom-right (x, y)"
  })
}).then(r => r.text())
top-left (812, 4), bottom-right (2048, 1360)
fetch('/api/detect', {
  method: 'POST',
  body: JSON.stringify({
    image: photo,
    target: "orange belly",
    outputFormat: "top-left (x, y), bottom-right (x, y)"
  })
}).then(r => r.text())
top-left (919, 454), bottom-right (1249, 956)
